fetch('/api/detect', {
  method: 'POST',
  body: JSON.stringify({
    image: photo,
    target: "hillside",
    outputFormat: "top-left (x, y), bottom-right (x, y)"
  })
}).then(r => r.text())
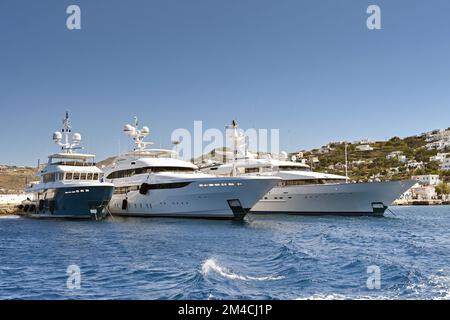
top-left (294, 131), bottom-right (450, 183)
top-left (0, 166), bottom-right (36, 194)
top-left (96, 156), bottom-right (116, 169)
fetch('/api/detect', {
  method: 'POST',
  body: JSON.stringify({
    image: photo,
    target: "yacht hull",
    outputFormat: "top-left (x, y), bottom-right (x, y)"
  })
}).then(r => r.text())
top-left (250, 180), bottom-right (416, 216)
top-left (108, 176), bottom-right (279, 220)
top-left (20, 185), bottom-right (114, 220)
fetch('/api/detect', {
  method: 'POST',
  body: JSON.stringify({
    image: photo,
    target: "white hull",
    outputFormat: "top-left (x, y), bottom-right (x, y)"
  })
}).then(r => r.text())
top-left (251, 181), bottom-right (416, 216)
top-left (108, 176), bottom-right (279, 220)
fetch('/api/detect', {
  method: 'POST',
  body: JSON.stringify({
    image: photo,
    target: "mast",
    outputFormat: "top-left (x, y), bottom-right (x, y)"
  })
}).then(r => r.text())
top-left (62, 111), bottom-right (71, 148)
top-left (227, 120), bottom-right (239, 177)
top-left (53, 112), bottom-right (82, 155)
top-left (344, 142), bottom-right (349, 183)
top-left (124, 117), bottom-right (151, 152)
top-left (172, 139), bottom-right (181, 159)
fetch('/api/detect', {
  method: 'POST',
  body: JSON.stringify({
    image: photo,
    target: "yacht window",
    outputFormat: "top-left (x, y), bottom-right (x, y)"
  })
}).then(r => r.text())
top-left (66, 173), bottom-right (73, 180)
top-left (43, 173), bottom-right (56, 183)
top-left (245, 167), bottom-right (260, 174)
top-left (80, 173), bottom-right (87, 180)
top-left (93, 173), bottom-right (99, 180)
top-left (107, 166), bottom-right (195, 179)
top-left (87, 173), bottom-right (93, 180)
top-left (73, 173), bottom-right (80, 180)
top-left (114, 185), bottom-right (140, 194)
top-left (278, 179), bottom-right (345, 187)
top-left (52, 161), bottom-right (94, 167)
top-left (139, 182), bottom-right (192, 194)
top-left (278, 166), bottom-right (310, 172)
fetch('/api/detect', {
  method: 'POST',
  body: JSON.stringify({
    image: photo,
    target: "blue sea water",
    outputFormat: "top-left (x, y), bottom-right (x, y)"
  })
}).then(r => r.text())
top-left (0, 206), bottom-right (449, 300)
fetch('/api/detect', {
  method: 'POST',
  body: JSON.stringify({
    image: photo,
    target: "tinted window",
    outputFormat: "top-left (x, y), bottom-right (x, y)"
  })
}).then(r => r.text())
top-left (107, 166), bottom-right (195, 179)
top-left (279, 166), bottom-right (310, 172)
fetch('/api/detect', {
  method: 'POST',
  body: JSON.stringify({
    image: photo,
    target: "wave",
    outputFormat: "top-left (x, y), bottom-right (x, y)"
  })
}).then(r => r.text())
top-left (406, 273), bottom-right (450, 300)
top-left (429, 275), bottom-right (450, 300)
top-left (201, 258), bottom-right (285, 282)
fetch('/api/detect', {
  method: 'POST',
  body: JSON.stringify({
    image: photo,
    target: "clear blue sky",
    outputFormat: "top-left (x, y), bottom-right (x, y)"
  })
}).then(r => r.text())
top-left (1, 0), bottom-right (449, 166)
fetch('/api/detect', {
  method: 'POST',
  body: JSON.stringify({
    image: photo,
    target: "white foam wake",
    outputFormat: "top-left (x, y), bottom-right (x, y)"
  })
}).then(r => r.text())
top-left (201, 258), bottom-right (284, 281)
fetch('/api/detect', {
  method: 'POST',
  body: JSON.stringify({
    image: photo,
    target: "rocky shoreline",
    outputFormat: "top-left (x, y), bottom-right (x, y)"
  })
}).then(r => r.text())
top-left (0, 204), bottom-right (19, 215)
top-left (0, 194), bottom-right (28, 215)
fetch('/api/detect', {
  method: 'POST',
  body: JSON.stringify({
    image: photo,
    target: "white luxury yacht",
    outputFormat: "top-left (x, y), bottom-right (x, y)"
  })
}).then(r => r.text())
top-left (201, 121), bottom-right (416, 217)
top-left (103, 119), bottom-right (280, 220)
top-left (20, 113), bottom-right (114, 219)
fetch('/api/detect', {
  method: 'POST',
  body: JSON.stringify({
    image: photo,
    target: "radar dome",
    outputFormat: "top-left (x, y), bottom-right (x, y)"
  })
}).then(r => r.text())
top-left (53, 131), bottom-right (62, 142)
top-left (72, 133), bottom-right (82, 143)
top-left (141, 126), bottom-right (150, 135)
top-left (124, 124), bottom-right (135, 136)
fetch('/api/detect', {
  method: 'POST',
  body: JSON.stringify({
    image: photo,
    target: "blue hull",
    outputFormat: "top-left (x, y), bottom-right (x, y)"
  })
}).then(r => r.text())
top-left (24, 185), bottom-right (114, 220)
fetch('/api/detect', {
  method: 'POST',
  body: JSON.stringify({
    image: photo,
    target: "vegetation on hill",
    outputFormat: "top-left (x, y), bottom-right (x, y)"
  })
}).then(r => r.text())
top-left (296, 135), bottom-right (449, 182)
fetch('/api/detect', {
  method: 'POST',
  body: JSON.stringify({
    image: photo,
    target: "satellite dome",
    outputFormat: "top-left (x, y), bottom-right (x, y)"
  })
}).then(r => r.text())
top-left (141, 126), bottom-right (150, 135)
top-left (53, 131), bottom-right (62, 142)
top-left (72, 133), bottom-right (82, 143)
top-left (280, 151), bottom-right (288, 160)
top-left (124, 124), bottom-right (135, 136)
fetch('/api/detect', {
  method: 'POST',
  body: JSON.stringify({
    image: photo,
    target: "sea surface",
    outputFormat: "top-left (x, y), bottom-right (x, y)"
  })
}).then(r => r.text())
top-left (0, 206), bottom-right (449, 300)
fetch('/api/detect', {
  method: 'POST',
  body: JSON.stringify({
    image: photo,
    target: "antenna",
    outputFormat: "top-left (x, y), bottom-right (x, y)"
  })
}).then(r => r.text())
top-left (53, 112), bottom-right (83, 154)
top-left (172, 139), bottom-right (181, 159)
top-left (226, 120), bottom-right (241, 176)
top-left (123, 117), bottom-right (153, 151)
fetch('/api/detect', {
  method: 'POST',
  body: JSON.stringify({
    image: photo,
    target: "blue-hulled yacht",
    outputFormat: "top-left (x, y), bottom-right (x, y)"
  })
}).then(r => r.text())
top-left (20, 113), bottom-right (114, 219)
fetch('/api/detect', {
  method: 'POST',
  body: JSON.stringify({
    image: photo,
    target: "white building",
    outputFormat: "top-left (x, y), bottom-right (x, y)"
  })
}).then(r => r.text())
top-left (425, 129), bottom-right (450, 150)
top-left (297, 158), bottom-right (308, 165)
top-left (388, 167), bottom-right (400, 175)
top-left (426, 129), bottom-right (450, 141)
top-left (386, 151), bottom-right (402, 158)
top-left (430, 153), bottom-right (449, 162)
top-left (318, 145), bottom-right (332, 154)
top-left (355, 144), bottom-right (373, 151)
top-left (407, 160), bottom-right (424, 169)
top-left (442, 158), bottom-right (450, 171)
top-left (351, 160), bottom-right (367, 166)
top-left (411, 174), bottom-right (441, 186)
top-left (356, 138), bottom-right (373, 145)
top-left (386, 151), bottom-right (407, 163)
top-left (411, 186), bottom-right (437, 200)
top-left (426, 140), bottom-right (450, 150)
